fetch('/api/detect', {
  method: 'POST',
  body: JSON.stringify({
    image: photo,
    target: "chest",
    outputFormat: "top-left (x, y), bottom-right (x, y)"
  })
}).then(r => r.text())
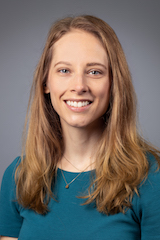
top-left (18, 170), bottom-right (140, 240)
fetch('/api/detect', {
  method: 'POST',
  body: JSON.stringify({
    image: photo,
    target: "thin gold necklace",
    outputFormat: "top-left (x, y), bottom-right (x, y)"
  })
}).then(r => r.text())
top-left (60, 161), bottom-right (95, 189)
top-left (63, 155), bottom-right (82, 171)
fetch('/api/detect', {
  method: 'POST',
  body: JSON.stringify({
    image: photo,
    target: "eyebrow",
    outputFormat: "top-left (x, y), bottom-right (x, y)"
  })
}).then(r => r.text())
top-left (86, 62), bottom-right (107, 70)
top-left (54, 61), bottom-right (107, 69)
top-left (54, 61), bottom-right (71, 67)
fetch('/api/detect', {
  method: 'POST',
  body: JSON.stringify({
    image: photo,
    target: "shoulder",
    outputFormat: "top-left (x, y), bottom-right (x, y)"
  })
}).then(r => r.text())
top-left (0, 156), bottom-right (22, 213)
top-left (139, 153), bottom-right (160, 193)
top-left (0, 157), bottom-right (23, 237)
top-left (132, 153), bottom-right (160, 214)
top-left (146, 152), bottom-right (159, 172)
top-left (1, 156), bottom-right (21, 194)
top-left (134, 152), bottom-right (160, 215)
top-left (131, 153), bottom-right (160, 238)
top-left (144, 152), bottom-right (160, 185)
top-left (3, 156), bottom-right (21, 175)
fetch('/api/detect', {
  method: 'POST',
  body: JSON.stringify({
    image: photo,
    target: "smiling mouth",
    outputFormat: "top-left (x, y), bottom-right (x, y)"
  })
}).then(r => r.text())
top-left (65, 100), bottom-right (92, 108)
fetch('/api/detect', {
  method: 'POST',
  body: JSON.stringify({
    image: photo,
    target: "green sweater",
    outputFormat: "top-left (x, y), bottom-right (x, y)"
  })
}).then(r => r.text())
top-left (0, 154), bottom-right (160, 239)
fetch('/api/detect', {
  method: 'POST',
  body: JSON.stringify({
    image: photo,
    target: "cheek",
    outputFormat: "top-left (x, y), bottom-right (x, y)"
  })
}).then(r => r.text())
top-left (99, 82), bottom-right (110, 101)
top-left (98, 84), bottom-right (111, 112)
top-left (50, 94), bottom-right (56, 108)
top-left (46, 83), bottom-right (58, 107)
top-left (48, 83), bottom-right (65, 111)
top-left (50, 92), bottom-right (61, 111)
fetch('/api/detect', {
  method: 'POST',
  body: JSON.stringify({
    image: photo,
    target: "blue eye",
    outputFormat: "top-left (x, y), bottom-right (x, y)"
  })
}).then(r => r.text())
top-left (59, 69), bottom-right (69, 73)
top-left (89, 70), bottom-right (101, 75)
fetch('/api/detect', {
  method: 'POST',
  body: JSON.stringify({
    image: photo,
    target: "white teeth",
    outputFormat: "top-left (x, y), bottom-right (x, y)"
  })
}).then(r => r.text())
top-left (73, 101), bottom-right (77, 107)
top-left (78, 102), bottom-right (82, 107)
top-left (66, 101), bottom-right (90, 107)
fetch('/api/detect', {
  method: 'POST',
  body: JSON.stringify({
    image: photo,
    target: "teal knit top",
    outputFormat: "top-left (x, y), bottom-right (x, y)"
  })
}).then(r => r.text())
top-left (0, 154), bottom-right (160, 239)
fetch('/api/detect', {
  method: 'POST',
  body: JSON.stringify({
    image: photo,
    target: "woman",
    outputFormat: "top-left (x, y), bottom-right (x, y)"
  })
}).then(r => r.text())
top-left (0, 15), bottom-right (160, 239)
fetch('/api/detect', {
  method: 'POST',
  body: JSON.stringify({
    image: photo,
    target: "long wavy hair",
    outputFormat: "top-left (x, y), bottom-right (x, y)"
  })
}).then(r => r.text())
top-left (15, 15), bottom-right (160, 215)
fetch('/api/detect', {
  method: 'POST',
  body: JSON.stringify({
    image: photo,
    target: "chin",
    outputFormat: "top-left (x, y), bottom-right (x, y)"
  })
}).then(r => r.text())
top-left (69, 121), bottom-right (89, 128)
top-left (62, 117), bottom-right (105, 130)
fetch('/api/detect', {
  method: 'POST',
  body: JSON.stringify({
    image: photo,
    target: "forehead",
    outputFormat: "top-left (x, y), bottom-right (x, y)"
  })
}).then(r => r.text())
top-left (51, 29), bottom-right (108, 64)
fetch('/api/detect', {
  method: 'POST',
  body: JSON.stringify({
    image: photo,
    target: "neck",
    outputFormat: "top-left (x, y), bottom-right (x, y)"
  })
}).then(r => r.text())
top-left (59, 122), bottom-right (104, 172)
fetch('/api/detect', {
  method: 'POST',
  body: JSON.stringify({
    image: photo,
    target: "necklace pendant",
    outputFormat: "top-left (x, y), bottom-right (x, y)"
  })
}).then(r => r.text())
top-left (65, 184), bottom-right (69, 189)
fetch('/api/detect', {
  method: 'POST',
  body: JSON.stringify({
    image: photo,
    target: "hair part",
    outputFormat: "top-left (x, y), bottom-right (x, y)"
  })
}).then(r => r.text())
top-left (15, 15), bottom-right (160, 215)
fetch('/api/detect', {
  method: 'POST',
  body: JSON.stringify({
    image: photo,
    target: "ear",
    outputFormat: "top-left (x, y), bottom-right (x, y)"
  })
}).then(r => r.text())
top-left (44, 83), bottom-right (50, 94)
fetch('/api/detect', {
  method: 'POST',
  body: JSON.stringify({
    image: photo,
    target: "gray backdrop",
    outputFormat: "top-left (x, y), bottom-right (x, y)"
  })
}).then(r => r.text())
top-left (0, 0), bottom-right (160, 183)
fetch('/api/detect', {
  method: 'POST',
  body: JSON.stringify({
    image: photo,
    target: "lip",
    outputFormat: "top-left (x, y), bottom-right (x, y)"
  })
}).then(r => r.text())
top-left (64, 98), bottom-right (93, 102)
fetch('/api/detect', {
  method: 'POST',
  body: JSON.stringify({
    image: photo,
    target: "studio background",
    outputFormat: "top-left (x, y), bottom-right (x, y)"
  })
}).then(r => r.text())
top-left (0, 0), bottom-right (160, 183)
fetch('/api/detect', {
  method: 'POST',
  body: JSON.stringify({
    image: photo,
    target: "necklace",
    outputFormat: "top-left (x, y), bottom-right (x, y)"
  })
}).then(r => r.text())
top-left (63, 155), bottom-right (82, 171)
top-left (60, 160), bottom-right (95, 189)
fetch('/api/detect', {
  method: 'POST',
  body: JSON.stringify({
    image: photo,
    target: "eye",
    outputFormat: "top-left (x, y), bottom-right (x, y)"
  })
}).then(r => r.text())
top-left (88, 70), bottom-right (102, 75)
top-left (59, 69), bottom-right (70, 74)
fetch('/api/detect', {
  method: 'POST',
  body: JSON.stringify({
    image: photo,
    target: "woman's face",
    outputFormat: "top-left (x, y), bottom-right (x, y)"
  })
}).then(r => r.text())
top-left (45, 29), bottom-right (111, 130)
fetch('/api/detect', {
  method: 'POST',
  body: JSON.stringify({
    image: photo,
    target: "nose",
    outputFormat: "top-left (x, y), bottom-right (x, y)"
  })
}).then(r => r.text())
top-left (70, 73), bottom-right (89, 94)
